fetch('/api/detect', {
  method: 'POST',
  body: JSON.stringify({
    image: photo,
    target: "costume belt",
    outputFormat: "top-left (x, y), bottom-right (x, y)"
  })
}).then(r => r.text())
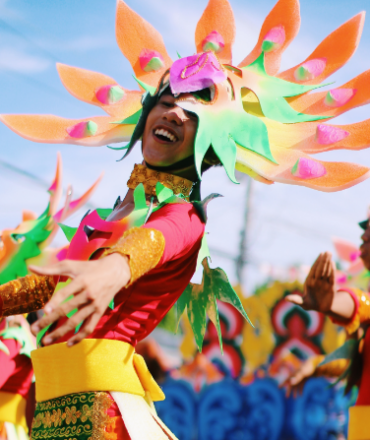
top-left (0, 391), bottom-right (27, 430)
top-left (348, 406), bottom-right (370, 440)
top-left (30, 339), bottom-right (165, 403)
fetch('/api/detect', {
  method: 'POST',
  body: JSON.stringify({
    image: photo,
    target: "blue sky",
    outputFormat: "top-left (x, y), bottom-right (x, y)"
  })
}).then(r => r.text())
top-left (1, 0), bottom-right (370, 292)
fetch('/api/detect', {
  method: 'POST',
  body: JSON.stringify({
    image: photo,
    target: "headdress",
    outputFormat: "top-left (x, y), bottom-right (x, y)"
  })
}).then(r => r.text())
top-left (1, 0), bottom-right (370, 191)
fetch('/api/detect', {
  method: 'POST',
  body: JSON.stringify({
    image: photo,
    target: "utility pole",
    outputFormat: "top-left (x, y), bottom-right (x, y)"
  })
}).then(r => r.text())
top-left (236, 175), bottom-right (253, 288)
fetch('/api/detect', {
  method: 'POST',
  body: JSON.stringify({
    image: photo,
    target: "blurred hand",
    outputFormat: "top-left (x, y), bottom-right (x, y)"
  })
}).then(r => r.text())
top-left (281, 358), bottom-right (317, 398)
top-left (286, 252), bottom-right (335, 313)
top-left (29, 253), bottom-right (130, 346)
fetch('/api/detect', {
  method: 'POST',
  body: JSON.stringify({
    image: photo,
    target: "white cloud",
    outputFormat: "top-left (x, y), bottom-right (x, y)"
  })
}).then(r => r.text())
top-left (0, 47), bottom-right (50, 73)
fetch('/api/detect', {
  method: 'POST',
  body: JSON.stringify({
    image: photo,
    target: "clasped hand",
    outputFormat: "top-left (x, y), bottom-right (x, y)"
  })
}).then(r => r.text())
top-left (285, 251), bottom-right (355, 321)
top-left (286, 252), bottom-right (336, 313)
top-left (29, 253), bottom-right (131, 347)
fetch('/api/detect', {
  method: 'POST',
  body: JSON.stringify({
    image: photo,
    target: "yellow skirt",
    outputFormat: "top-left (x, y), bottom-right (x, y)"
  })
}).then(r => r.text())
top-left (30, 339), bottom-right (178, 440)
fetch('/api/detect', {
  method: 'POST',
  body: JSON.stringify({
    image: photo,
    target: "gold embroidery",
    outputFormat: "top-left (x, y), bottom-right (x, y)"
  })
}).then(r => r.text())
top-left (31, 392), bottom-right (115, 440)
top-left (102, 227), bottom-right (165, 285)
top-left (127, 163), bottom-right (193, 198)
top-left (0, 274), bottom-right (56, 317)
top-left (91, 392), bottom-right (115, 440)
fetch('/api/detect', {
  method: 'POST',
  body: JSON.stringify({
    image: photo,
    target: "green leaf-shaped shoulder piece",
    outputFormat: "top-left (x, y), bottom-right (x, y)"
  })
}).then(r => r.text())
top-left (59, 224), bottom-right (78, 243)
top-left (196, 234), bottom-right (210, 272)
top-left (192, 193), bottom-right (223, 224)
top-left (156, 183), bottom-right (175, 204)
top-left (319, 339), bottom-right (359, 365)
top-left (174, 259), bottom-right (252, 352)
top-left (96, 208), bottom-right (113, 220)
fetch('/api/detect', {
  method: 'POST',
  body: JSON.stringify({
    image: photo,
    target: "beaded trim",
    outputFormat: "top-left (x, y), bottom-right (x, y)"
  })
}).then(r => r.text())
top-left (127, 163), bottom-right (193, 198)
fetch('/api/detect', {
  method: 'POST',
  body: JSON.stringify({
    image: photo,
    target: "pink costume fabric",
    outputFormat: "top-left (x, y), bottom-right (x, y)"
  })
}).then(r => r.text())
top-left (0, 320), bottom-right (33, 399)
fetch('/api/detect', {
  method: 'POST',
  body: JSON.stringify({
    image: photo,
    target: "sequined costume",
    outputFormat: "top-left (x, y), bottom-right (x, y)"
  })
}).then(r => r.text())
top-left (0, 166), bottom-right (205, 440)
top-left (2, 0), bottom-right (370, 438)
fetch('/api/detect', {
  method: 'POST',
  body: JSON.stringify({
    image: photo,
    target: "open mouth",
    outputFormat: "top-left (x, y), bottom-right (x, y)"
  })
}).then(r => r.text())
top-left (153, 128), bottom-right (178, 143)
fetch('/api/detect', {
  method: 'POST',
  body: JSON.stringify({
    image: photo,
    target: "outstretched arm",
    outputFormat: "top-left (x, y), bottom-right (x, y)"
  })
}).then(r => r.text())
top-left (29, 253), bottom-right (132, 346)
top-left (282, 355), bottom-right (349, 398)
top-left (286, 252), bottom-right (356, 323)
top-left (29, 203), bottom-right (203, 347)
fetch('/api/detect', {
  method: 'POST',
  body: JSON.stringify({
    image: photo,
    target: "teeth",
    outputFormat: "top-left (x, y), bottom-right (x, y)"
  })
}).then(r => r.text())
top-left (154, 128), bottom-right (176, 142)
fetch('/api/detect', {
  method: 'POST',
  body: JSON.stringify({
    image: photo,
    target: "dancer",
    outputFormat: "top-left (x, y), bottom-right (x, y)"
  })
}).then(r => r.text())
top-left (1, 0), bottom-right (370, 438)
top-left (286, 218), bottom-right (370, 440)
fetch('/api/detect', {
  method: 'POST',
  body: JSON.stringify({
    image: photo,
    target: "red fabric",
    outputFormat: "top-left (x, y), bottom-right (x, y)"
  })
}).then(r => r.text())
top-left (356, 327), bottom-right (370, 405)
top-left (106, 395), bottom-right (172, 439)
top-left (52, 203), bottom-right (205, 346)
top-left (0, 321), bottom-right (34, 399)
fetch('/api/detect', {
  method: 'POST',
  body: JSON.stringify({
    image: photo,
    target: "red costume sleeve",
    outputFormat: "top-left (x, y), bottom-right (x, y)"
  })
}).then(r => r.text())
top-left (142, 203), bottom-right (205, 265)
top-left (332, 288), bottom-right (370, 334)
top-left (0, 338), bottom-right (33, 398)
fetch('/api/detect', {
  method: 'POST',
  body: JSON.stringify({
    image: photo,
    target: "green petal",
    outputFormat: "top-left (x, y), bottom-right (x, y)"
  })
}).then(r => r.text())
top-left (231, 112), bottom-right (276, 164)
top-left (212, 133), bottom-right (238, 184)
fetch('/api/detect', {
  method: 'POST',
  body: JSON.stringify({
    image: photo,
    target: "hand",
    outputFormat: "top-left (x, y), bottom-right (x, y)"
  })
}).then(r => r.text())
top-left (281, 358), bottom-right (317, 398)
top-left (29, 253), bottom-right (131, 346)
top-left (286, 252), bottom-right (336, 313)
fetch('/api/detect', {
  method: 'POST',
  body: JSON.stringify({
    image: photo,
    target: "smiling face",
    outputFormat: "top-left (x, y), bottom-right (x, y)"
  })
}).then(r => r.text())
top-left (142, 93), bottom-right (198, 167)
top-left (360, 222), bottom-right (370, 270)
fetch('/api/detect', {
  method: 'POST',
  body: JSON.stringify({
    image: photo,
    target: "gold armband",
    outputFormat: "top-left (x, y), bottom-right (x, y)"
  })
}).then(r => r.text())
top-left (0, 274), bottom-right (56, 317)
top-left (102, 227), bottom-right (165, 285)
top-left (314, 358), bottom-right (349, 378)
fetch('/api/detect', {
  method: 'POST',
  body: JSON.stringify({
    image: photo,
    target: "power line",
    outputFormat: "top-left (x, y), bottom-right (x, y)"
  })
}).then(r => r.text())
top-left (2, 70), bottom-right (73, 104)
top-left (0, 158), bottom-right (96, 210)
top-left (0, 18), bottom-right (62, 64)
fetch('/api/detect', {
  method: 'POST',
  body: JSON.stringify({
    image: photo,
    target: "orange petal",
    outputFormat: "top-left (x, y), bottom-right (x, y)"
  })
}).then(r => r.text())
top-left (22, 210), bottom-right (37, 221)
top-left (238, 0), bottom-right (300, 75)
top-left (288, 70), bottom-right (370, 117)
top-left (0, 114), bottom-right (135, 147)
top-left (278, 13), bottom-right (365, 85)
top-left (236, 145), bottom-right (370, 192)
top-left (57, 63), bottom-right (142, 118)
top-left (48, 151), bottom-right (63, 217)
top-left (52, 175), bottom-right (102, 227)
top-left (265, 118), bottom-right (370, 154)
top-left (195, 0), bottom-right (235, 64)
top-left (235, 162), bottom-right (274, 185)
top-left (116, 0), bottom-right (172, 87)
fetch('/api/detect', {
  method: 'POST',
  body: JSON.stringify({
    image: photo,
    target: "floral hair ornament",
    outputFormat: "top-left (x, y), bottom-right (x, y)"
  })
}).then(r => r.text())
top-left (170, 51), bottom-right (227, 95)
top-left (2, 0), bottom-right (370, 191)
